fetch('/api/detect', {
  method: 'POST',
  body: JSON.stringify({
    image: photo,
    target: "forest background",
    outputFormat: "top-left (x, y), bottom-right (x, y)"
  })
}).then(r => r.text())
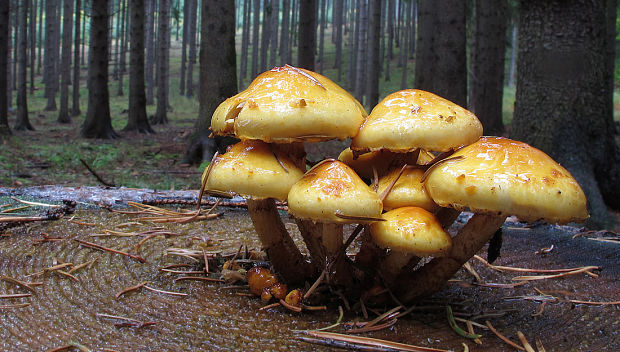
top-left (0, 0), bottom-right (618, 228)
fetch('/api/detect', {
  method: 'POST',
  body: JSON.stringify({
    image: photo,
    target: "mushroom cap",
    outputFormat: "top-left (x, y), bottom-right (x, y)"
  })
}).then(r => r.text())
top-left (203, 140), bottom-right (305, 201)
top-left (351, 89), bottom-right (483, 153)
top-left (424, 137), bottom-right (589, 224)
top-left (287, 159), bottom-right (383, 223)
top-left (338, 147), bottom-right (434, 179)
top-left (211, 65), bottom-right (367, 143)
top-left (370, 207), bottom-right (452, 257)
top-left (377, 167), bottom-right (438, 212)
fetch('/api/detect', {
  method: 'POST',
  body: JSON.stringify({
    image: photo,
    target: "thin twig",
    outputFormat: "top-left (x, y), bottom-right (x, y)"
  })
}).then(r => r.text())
top-left (80, 158), bottom-right (115, 187)
top-left (517, 331), bottom-right (536, 352)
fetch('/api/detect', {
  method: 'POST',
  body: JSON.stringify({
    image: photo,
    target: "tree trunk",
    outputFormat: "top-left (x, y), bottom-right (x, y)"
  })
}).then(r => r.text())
top-left (145, 0), bottom-right (155, 105)
top-left (251, 0), bottom-right (260, 77)
top-left (72, 0), bottom-right (81, 116)
top-left (180, 0), bottom-right (188, 95)
top-left (0, 0), bottom-right (10, 134)
top-left (240, 0), bottom-right (250, 85)
top-left (511, 0), bottom-right (619, 228)
top-left (15, 0), bottom-right (33, 131)
top-left (415, 0), bottom-right (466, 107)
top-left (260, 0), bottom-right (271, 72)
top-left (6, 0), bottom-right (12, 113)
top-left (268, 0), bottom-right (278, 69)
top-left (186, 0), bottom-right (196, 97)
top-left (333, 0), bottom-right (343, 81)
top-left (124, 0), bottom-right (154, 133)
top-left (318, 0), bottom-right (326, 73)
top-left (117, 0), bottom-right (127, 96)
top-left (152, 0), bottom-right (170, 125)
top-left (354, 0), bottom-right (367, 102)
top-left (468, 0), bottom-right (507, 136)
top-left (348, 0), bottom-right (358, 90)
top-left (44, 0), bottom-right (58, 111)
top-left (289, 0), bottom-right (297, 65)
top-left (297, 0), bottom-right (316, 70)
top-left (279, 0), bottom-right (289, 65)
top-left (29, 0), bottom-right (36, 95)
top-left (385, 0), bottom-right (393, 81)
top-left (181, 0), bottom-right (238, 165)
top-left (81, 0), bottom-right (117, 139)
top-left (366, 0), bottom-right (381, 108)
top-left (399, 0), bottom-right (409, 89)
top-left (37, 0), bottom-right (43, 75)
top-left (57, 0), bottom-right (74, 123)
top-left (80, 1), bottom-right (86, 65)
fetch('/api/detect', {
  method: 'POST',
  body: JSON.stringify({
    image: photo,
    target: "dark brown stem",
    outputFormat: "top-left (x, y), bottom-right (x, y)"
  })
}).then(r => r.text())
top-left (247, 198), bottom-right (311, 284)
top-left (395, 213), bottom-right (507, 303)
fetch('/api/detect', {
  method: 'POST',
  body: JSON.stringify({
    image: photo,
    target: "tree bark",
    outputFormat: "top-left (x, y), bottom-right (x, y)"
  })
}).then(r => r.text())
top-left (81, 0), bottom-right (117, 139)
top-left (44, 0), bottom-right (58, 111)
top-left (354, 0), bottom-right (366, 101)
top-left (468, 0), bottom-right (507, 136)
top-left (251, 0), bottom-right (260, 77)
top-left (180, 0), bottom-right (188, 95)
top-left (152, 0), bottom-right (170, 125)
top-left (186, 0), bottom-right (196, 97)
top-left (124, 0), bottom-right (154, 133)
top-left (117, 0), bottom-right (127, 96)
top-left (365, 0), bottom-right (381, 108)
top-left (57, 0), bottom-right (74, 123)
top-left (268, 0), bottom-right (278, 69)
top-left (181, 0), bottom-right (238, 165)
top-left (0, 0), bottom-right (10, 134)
top-left (29, 0), bottom-right (36, 95)
top-left (145, 0), bottom-right (155, 105)
top-left (260, 0), bottom-right (271, 73)
top-left (72, 0), bottom-right (81, 116)
top-left (297, 0), bottom-right (316, 70)
top-left (15, 0), bottom-right (33, 131)
top-left (239, 0), bottom-right (250, 85)
top-left (333, 0), bottom-right (343, 81)
top-left (385, 0), bottom-right (393, 81)
top-left (511, 0), bottom-right (619, 228)
top-left (37, 0), bottom-right (43, 75)
top-left (279, 0), bottom-right (289, 65)
top-left (318, 0), bottom-right (326, 73)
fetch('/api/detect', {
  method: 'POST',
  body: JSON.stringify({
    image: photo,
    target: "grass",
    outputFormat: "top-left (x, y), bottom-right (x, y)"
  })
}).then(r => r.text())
top-left (0, 30), bottom-right (615, 190)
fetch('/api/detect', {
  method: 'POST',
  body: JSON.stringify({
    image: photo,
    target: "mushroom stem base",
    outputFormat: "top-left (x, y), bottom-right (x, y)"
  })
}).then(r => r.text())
top-left (394, 213), bottom-right (507, 303)
top-left (246, 198), bottom-right (311, 284)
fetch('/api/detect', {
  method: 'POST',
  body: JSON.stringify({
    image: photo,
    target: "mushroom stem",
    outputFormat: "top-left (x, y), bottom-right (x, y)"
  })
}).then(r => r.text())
top-left (322, 222), bottom-right (354, 287)
top-left (246, 198), bottom-right (311, 284)
top-left (380, 251), bottom-right (419, 286)
top-left (296, 219), bottom-right (326, 275)
top-left (394, 213), bottom-right (507, 303)
top-left (435, 207), bottom-right (462, 229)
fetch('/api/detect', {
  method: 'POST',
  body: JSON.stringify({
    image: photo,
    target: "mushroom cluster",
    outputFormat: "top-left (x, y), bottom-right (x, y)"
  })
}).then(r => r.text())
top-left (202, 66), bottom-right (588, 304)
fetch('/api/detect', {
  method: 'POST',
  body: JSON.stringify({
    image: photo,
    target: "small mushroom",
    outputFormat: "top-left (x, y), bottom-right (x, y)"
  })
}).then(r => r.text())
top-left (370, 207), bottom-right (451, 286)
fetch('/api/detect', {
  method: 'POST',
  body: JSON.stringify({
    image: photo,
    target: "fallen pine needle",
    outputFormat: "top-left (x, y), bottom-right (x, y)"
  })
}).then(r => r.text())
top-left (67, 258), bottom-right (98, 274)
top-left (517, 331), bottom-right (536, 352)
top-left (0, 293), bottom-right (32, 299)
top-left (10, 196), bottom-right (61, 208)
top-left (465, 320), bottom-right (483, 345)
top-left (75, 239), bottom-right (147, 263)
top-left (143, 285), bottom-right (188, 297)
top-left (297, 330), bottom-right (451, 352)
top-left (115, 282), bottom-right (147, 299)
top-left (485, 321), bottom-right (525, 351)
top-left (347, 318), bottom-right (397, 333)
top-left (535, 338), bottom-right (547, 352)
top-left (313, 305), bottom-right (343, 331)
top-left (512, 266), bottom-right (599, 281)
top-left (474, 255), bottom-right (600, 274)
top-left (0, 303), bottom-right (31, 309)
top-left (174, 276), bottom-right (224, 283)
top-left (0, 205), bottom-right (31, 213)
top-left (0, 275), bottom-right (38, 293)
top-left (97, 313), bottom-right (155, 328)
top-left (447, 306), bottom-right (482, 339)
top-left (474, 281), bottom-right (528, 289)
top-left (69, 219), bottom-right (97, 226)
top-left (56, 270), bottom-right (79, 282)
top-left (26, 262), bottom-right (74, 277)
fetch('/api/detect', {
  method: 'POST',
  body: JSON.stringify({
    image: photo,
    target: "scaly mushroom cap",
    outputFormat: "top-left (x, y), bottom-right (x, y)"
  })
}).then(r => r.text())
top-left (288, 159), bottom-right (383, 223)
top-left (370, 207), bottom-right (452, 257)
top-left (338, 147), bottom-right (434, 179)
top-left (211, 65), bottom-right (367, 143)
top-left (377, 167), bottom-right (438, 212)
top-left (203, 140), bottom-right (305, 201)
top-left (351, 89), bottom-right (482, 153)
top-left (424, 137), bottom-right (589, 224)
